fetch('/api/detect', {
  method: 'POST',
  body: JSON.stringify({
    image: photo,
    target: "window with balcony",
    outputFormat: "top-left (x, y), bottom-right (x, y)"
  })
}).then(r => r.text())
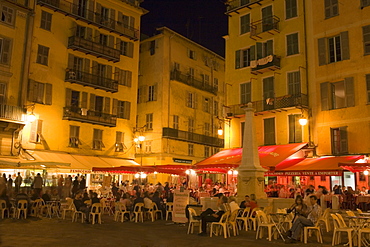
top-left (263, 77), bottom-right (274, 110)
top-left (318, 32), bottom-right (349, 65)
top-left (0, 83), bottom-right (6, 104)
top-left (76, 25), bottom-right (87, 39)
top-left (202, 74), bottom-right (210, 85)
top-left (188, 118), bottom-right (194, 132)
top-left (214, 78), bottom-right (219, 91)
top-left (173, 115), bottom-right (179, 129)
top-left (120, 40), bottom-right (134, 57)
top-left (363, 25), bottom-right (370, 55)
top-left (262, 5), bottom-right (273, 32)
top-left (92, 129), bottom-right (104, 150)
top-left (285, 0), bottom-right (297, 19)
top-left (77, 0), bottom-right (88, 18)
top-left (235, 47), bottom-right (253, 69)
top-left (28, 80), bottom-right (52, 105)
top-left (331, 127), bottom-right (348, 155)
top-left (289, 114), bottom-right (302, 143)
top-left (116, 100), bottom-right (130, 119)
top-left (36, 45), bottom-right (49, 66)
top-left (40, 11), bottom-right (52, 31)
top-left (188, 144), bottom-right (194, 156)
top-left (1, 5), bottom-right (14, 26)
top-left (204, 146), bottom-right (210, 157)
top-left (324, 0), bottom-right (338, 19)
top-left (366, 74), bottom-right (370, 103)
top-left (287, 33), bottom-right (299, 56)
top-left (148, 85), bottom-right (157, 102)
top-left (362, 0), bottom-right (370, 8)
top-left (256, 40), bottom-right (273, 59)
top-left (146, 113), bottom-right (153, 130)
top-left (287, 71), bottom-right (301, 95)
top-left (69, 125), bottom-right (80, 148)
top-left (0, 37), bottom-right (11, 65)
top-left (99, 34), bottom-right (108, 46)
top-left (264, 117), bottom-right (275, 145)
top-left (114, 68), bottom-right (132, 87)
top-left (145, 141), bottom-right (152, 153)
top-left (188, 67), bottom-right (194, 78)
top-left (115, 131), bottom-right (126, 152)
top-left (186, 92), bottom-right (197, 109)
top-left (320, 77), bottom-right (354, 110)
top-left (240, 82), bottom-right (251, 104)
top-left (240, 13), bottom-right (250, 34)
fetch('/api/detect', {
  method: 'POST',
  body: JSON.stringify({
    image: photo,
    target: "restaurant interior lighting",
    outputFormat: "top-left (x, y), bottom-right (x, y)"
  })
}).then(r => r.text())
top-left (228, 170), bottom-right (232, 175)
top-left (134, 173), bottom-right (140, 178)
top-left (364, 170), bottom-right (369, 175)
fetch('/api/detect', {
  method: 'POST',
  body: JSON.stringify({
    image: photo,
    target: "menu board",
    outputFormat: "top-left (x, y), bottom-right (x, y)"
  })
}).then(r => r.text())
top-left (173, 190), bottom-right (189, 223)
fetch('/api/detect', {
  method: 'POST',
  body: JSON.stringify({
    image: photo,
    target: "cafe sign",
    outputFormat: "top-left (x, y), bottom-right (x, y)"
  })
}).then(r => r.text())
top-left (265, 170), bottom-right (343, 176)
top-left (173, 158), bottom-right (192, 164)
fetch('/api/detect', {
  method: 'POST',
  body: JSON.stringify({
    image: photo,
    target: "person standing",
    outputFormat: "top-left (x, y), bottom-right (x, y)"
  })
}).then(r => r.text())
top-left (58, 175), bottom-right (64, 199)
top-left (72, 176), bottom-right (79, 197)
top-left (79, 176), bottom-right (86, 191)
top-left (14, 172), bottom-right (22, 194)
top-left (7, 174), bottom-right (13, 196)
top-left (33, 173), bottom-right (43, 197)
top-left (0, 173), bottom-right (6, 196)
top-left (64, 175), bottom-right (72, 198)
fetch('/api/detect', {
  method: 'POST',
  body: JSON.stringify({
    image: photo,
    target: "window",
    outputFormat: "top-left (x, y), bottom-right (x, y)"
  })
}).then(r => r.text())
top-left (115, 131), bottom-right (126, 152)
top-left (69, 125), bottom-right (80, 148)
top-left (240, 14), bottom-right (250, 34)
top-left (100, 6), bottom-right (109, 23)
top-left (28, 80), bottom-right (52, 105)
top-left (213, 101), bottom-right (219, 116)
top-left (204, 122), bottom-right (210, 136)
top-left (188, 67), bottom-right (194, 78)
top-left (262, 5), bottom-right (273, 32)
top-left (36, 45), bottom-right (49, 66)
top-left (148, 85), bottom-right (157, 102)
top-left (324, 0), bottom-right (338, 19)
top-left (204, 146), bottom-right (210, 157)
top-left (287, 33), bottom-right (299, 56)
top-left (202, 74), bottom-right (210, 85)
top-left (287, 71), bottom-right (301, 95)
top-left (363, 25), bottom-right (370, 55)
top-left (0, 83), bottom-right (6, 104)
top-left (264, 118), bottom-right (275, 145)
top-left (203, 97), bottom-right (210, 113)
top-left (235, 47), bottom-right (253, 68)
top-left (263, 77), bottom-right (274, 111)
top-left (115, 68), bottom-right (132, 87)
top-left (188, 49), bottom-right (196, 59)
top-left (150, 40), bottom-right (155, 55)
top-left (214, 78), bottom-right (219, 91)
top-left (29, 119), bottom-right (43, 143)
top-left (174, 62), bottom-right (180, 71)
top-left (320, 77), bottom-right (354, 110)
top-left (92, 129), bottom-right (104, 150)
top-left (240, 82), bottom-right (251, 104)
top-left (173, 115), bottom-right (179, 129)
top-left (77, 0), bottom-right (88, 17)
top-left (116, 100), bottom-right (130, 119)
top-left (366, 74), bottom-right (370, 103)
top-left (186, 92), bottom-right (196, 109)
top-left (99, 34), bottom-right (108, 46)
top-left (137, 88), bottom-right (142, 104)
top-left (288, 114), bottom-right (302, 143)
top-left (331, 127), bottom-right (348, 155)
top-left (120, 40), bottom-right (134, 57)
top-left (362, 0), bottom-right (370, 8)
top-left (40, 11), bottom-right (52, 31)
top-left (188, 144), bottom-right (194, 156)
top-left (146, 113), bottom-right (153, 130)
top-left (256, 40), bottom-right (273, 59)
top-left (0, 37), bottom-right (11, 65)
top-left (145, 140), bottom-right (152, 153)
top-left (285, 0), bottom-right (297, 19)
top-left (188, 118), bottom-right (194, 132)
top-left (318, 32), bottom-right (349, 65)
top-left (76, 25), bottom-right (87, 38)
top-left (1, 5), bottom-right (14, 25)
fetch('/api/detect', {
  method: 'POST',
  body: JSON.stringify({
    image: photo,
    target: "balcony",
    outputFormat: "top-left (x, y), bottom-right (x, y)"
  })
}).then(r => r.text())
top-left (170, 70), bottom-right (217, 95)
top-left (226, 0), bottom-right (264, 14)
top-left (65, 69), bottom-right (118, 93)
top-left (227, 94), bottom-right (309, 116)
top-left (0, 105), bottom-right (26, 124)
top-left (250, 15), bottom-right (280, 39)
top-left (251, 55), bottom-right (280, 75)
top-left (68, 36), bottom-right (121, 62)
top-left (37, 0), bottom-right (139, 40)
top-left (63, 106), bottom-right (116, 127)
top-left (163, 128), bottom-right (224, 148)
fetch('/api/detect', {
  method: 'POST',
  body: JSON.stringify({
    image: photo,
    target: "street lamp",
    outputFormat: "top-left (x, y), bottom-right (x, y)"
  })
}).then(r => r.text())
top-left (134, 126), bottom-right (146, 185)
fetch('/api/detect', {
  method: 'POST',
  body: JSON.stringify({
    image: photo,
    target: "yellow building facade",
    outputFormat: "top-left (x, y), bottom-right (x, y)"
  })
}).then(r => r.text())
top-left (225, 0), bottom-right (309, 149)
top-left (138, 27), bottom-right (226, 183)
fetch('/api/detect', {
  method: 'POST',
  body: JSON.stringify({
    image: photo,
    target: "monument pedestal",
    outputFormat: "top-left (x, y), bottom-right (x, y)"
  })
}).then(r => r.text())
top-left (237, 168), bottom-right (266, 203)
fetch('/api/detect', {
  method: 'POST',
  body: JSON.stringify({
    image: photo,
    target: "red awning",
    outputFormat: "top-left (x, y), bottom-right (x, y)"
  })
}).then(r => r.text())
top-left (92, 164), bottom-right (192, 175)
top-left (195, 143), bottom-right (307, 170)
top-left (339, 162), bottom-right (370, 173)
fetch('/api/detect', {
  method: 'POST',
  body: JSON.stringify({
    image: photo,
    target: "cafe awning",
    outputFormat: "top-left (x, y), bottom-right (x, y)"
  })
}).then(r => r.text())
top-left (0, 157), bottom-right (70, 169)
top-left (339, 161), bottom-right (370, 173)
top-left (92, 164), bottom-right (192, 175)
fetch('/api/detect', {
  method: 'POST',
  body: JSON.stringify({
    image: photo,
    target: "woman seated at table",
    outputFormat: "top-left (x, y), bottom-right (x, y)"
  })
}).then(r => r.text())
top-left (287, 195), bottom-right (308, 222)
top-left (73, 191), bottom-right (89, 222)
top-left (120, 192), bottom-right (133, 211)
top-left (198, 196), bottom-right (230, 236)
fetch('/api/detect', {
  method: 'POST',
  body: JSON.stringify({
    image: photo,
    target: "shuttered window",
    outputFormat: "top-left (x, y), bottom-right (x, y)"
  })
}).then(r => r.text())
top-left (240, 82), bottom-right (251, 104)
top-left (1, 5), bottom-right (14, 25)
top-left (148, 85), bottom-right (157, 102)
top-left (0, 83), bottom-right (6, 104)
top-left (331, 127), bottom-right (348, 155)
top-left (240, 14), bottom-right (250, 34)
top-left (92, 129), bottom-right (104, 150)
top-left (363, 25), bottom-right (370, 55)
top-left (40, 11), bottom-right (52, 31)
top-left (186, 92), bottom-right (197, 109)
top-left (320, 77), bottom-right (355, 110)
top-left (0, 37), bottom-right (12, 65)
top-left (362, 0), bottom-right (370, 8)
top-left (115, 131), bottom-right (126, 152)
top-left (120, 40), bottom-right (134, 57)
top-left (146, 113), bottom-right (153, 130)
top-left (36, 45), bottom-right (49, 66)
top-left (285, 0), bottom-right (297, 19)
top-left (264, 118), bottom-right (275, 145)
top-left (288, 114), bottom-right (302, 143)
top-left (287, 71), bottom-right (301, 95)
top-left (69, 125), bottom-right (80, 148)
top-left (366, 74), bottom-right (370, 103)
top-left (28, 80), bottom-right (52, 105)
top-left (173, 115), bottom-right (179, 129)
top-left (287, 33), bottom-right (299, 56)
top-left (324, 0), bottom-right (338, 19)
top-left (188, 144), bottom-right (194, 156)
top-left (29, 119), bottom-right (43, 143)
top-left (235, 46), bottom-right (255, 69)
top-left (117, 100), bottom-right (130, 119)
top-left (318, 31), bottom-right (349, 65)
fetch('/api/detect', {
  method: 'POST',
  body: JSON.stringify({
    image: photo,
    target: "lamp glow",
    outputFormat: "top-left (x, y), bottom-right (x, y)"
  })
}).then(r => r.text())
top-left (138, 135), bottom-right (145, 142)
top-left (185, 170), bottom-right (190, 175)
top-left (153, 171), bottom-right (158, 175)
top-left (27, 113), bottom-right (37, 123)
top-left (364, 170), bottom-right (369, 175)
top-left (299, 118), bottom-right (308, 126)
top-left (228, 170), bottom-right (233, 175)
top-left (233, 170), bottom-right (238, 175)
top-left (217, 128), bottom-right (223, 136)
top-left (134, 173), bottom-right (140, 178)
top-left (140, 173), bottom-right (147, 178)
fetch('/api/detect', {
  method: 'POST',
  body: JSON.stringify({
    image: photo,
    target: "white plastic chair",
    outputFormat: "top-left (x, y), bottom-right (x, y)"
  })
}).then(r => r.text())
top-left (187, 207), bottom-right (201, 234)
top-left (331, 213), bottom-right (354, 247)
top-left (210, 211), bottom-right (230, 238)
top-left (255, 210), bottom-right (276, 241)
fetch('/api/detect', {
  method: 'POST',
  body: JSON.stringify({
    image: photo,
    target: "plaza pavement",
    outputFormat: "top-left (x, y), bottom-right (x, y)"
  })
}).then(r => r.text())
top-left (0, 214), bottom-right (337, 247)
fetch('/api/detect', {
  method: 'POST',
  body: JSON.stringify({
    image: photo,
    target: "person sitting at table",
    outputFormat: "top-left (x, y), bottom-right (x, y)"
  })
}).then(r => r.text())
top-left (333, 185), bottom-right (342, 195)
top-left (50, 189), bottom-right (60, 201)
top-left (143, 191), bottom-right (153, 211)
top-left (228, 196), bottom-right (240, 213)
top-left (360, 186), bottom-right (368, 195)
top-left (30, 189), bottom-right (41, 201)
top-left (41, 190), bottom-right (52, 202)
top-left (73, 191), bottom-right (89, 223)
top-left (286, 195), bottom-right (322, 243)
top-left (286, 195), bottom-right (308, 224)
top-left (239, 195), bottom-right (251, 208)
top-left (198, 195), bottom-right (230, 236)
top-left (120, 192), bottom-right (133, 210)
top-left (152, 191), bottom-right (164, 213)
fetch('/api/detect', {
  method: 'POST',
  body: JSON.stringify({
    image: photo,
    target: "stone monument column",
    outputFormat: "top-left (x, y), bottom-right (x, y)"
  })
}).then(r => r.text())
top-left (237, 102), bottom-right (267, 203)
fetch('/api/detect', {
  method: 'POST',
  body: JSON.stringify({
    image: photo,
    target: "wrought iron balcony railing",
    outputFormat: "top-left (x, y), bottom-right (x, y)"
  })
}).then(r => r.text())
top-left (65, 69), bottom-right (118, 93)
top-left (227, 94), bottom-right (308, 116)
top-left (162, 127), bottom-right (224, 148)
top-left (37, 0), bottom-right (139, 40)
top-left (170, 70), bottom-right (217, 95)
top-left (226, 0), bottom-right (264, 13)
top-left (63, 106), bottom-right (117, 127)
top-left (251, 55), bottom-right (281, 74)
top-left (68, 36), bottom-right (121, 62)
top-left (250, 15), bottom-right (280, 38)
top-left (0, 104), bottom-right (26, 123)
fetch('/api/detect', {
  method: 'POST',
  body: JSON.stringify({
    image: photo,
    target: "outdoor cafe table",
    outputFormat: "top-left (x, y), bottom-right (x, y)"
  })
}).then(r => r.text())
top-left (46, 201), bottom-right (61, 218)
top-left (269, 213), bottom-right (289, 241)
top-left (356, 196), bottom-right (370, 205)
top-left (347, 216), bottom-right (370, 247)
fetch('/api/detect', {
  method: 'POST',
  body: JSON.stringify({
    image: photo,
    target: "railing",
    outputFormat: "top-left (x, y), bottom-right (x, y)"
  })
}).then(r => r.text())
top-left (121, 0), bottom-right (142, 7)
top-left (68, 36), bottom-right (121, 62)
top-left (227, 94), bottom-right (308, 116)
top-left (7, 0), bottom-right (30, 7)
top-left (65, 69), bottom-right (118, 93)
top-left (226, 0), bottom-right (263, 13)
top-left (0, 104), bottom-right (26, 123)
top-left (251, 55), bottom-right (280, 74)
top-left (37, 0), bottom-right (139, 40)
top-left (170, 70), bottom-right (217, 95)
top-left (63, 106), bottom-right (117, 127)
top-left (250, 15), bottom-right (280, 38)
top-left (162, 127), bottom-right (224, 148)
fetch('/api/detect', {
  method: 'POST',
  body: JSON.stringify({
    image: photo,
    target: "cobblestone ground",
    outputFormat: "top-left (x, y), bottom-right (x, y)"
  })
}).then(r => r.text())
top-left (0, 215), bottom-right (338, 247)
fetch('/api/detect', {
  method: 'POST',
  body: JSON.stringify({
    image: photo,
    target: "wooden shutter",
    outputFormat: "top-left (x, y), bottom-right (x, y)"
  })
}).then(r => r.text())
top-left (104, 97), bottom-right (110, 114)
top-left (235, 50), bottom-right (241, 69)
top-left (81, 92), bottom-right (88, 108)
top-left (118, 12), bottom-right (124, 24)
top-left (129, 16), bottom-right (135, 28)
top-left (87, 0), bottom-right (94, 21)
top-left (344, 77), bottom-right (355, 107)
top-left (288, 115), bottom-right (295, 143)
top-left (68, 54), bottom-right (74, 69)
top-left (89, 94), bottom-right (96, 110)
top-left (340, 31), bottom-right (350, 60)
top-left (114, 67), bottom-right (120, 83)
top-left (128, 42), bottom-right (134, 58)
top-left (256, 42), bottom-right (262, 59)
top-left (36, 83), bottom-right (44, 103)
top-left (28, 79), bottom-right (36, 102)
top-left (124, 101), bottom-right (131, 119)
top-left (340, 126), bottom-right (348, 153)
top-left (127, 71), bottom-right (132, 87)
top-left (106, 65), bottom-right (112, 79)
top-left (94, 29), bottom-right (100, 43)
top-left (84, 58), bottom-right (90, 73)
top-left (318, 38), bottom-right (327, 66)
top-left (96, 3), bottom-right (102, 22)
top-left (320, 82), bottom-right (330, 110)
top-left (116, 38), bottom-right (122, 52)
top-left (45, 83), bottom-right (52, 105)
top-left (65, 88), bottom-right (72, 106)
top-left (112, 98), bottom-right (118, 115)
top-left (92, 61), bottom-right (98, 75)
top-left (250, 45), bottom-right (255, 61)
top-left (86, 27), bottom-right (93, 40)
top-left (110, 8), bottom-right (115, 23)
top-left (108, 35), bottom-right (114, 47)
top-left (29, 119), bottom-right (39, 143)
top-left (266, 40), bottom-right (273, 55)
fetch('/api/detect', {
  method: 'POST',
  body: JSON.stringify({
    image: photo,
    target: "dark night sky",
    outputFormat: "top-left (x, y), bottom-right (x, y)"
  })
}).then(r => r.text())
top-left (140, 0), bottom-right (228, 57)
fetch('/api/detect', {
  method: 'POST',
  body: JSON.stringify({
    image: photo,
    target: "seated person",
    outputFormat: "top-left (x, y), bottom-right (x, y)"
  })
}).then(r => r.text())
top-left (287, 195), bottom-right (322, 242)
top-left (228, 196), bottom-right (240, 213)
top-left (30, 189), bottom-right (41, 201)
top-left (91, 192), bottom-right (100, 204)
top-left (198, 196), bottom-right (230, 236)
top-left (41, 190), bottom-right (52, 202)
top-left (143, 192), bottom-right (153, 211)
top-left (239, 195), bottom-right (251, 208)
top-left (286, 195), bottom-right (308, 225)
top-left (73, 191), bottom-right (89, 222)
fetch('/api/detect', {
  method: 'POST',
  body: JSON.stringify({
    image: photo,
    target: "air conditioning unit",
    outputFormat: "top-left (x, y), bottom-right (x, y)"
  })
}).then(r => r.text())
top-left (81, 108), bottom-right (88, 116)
